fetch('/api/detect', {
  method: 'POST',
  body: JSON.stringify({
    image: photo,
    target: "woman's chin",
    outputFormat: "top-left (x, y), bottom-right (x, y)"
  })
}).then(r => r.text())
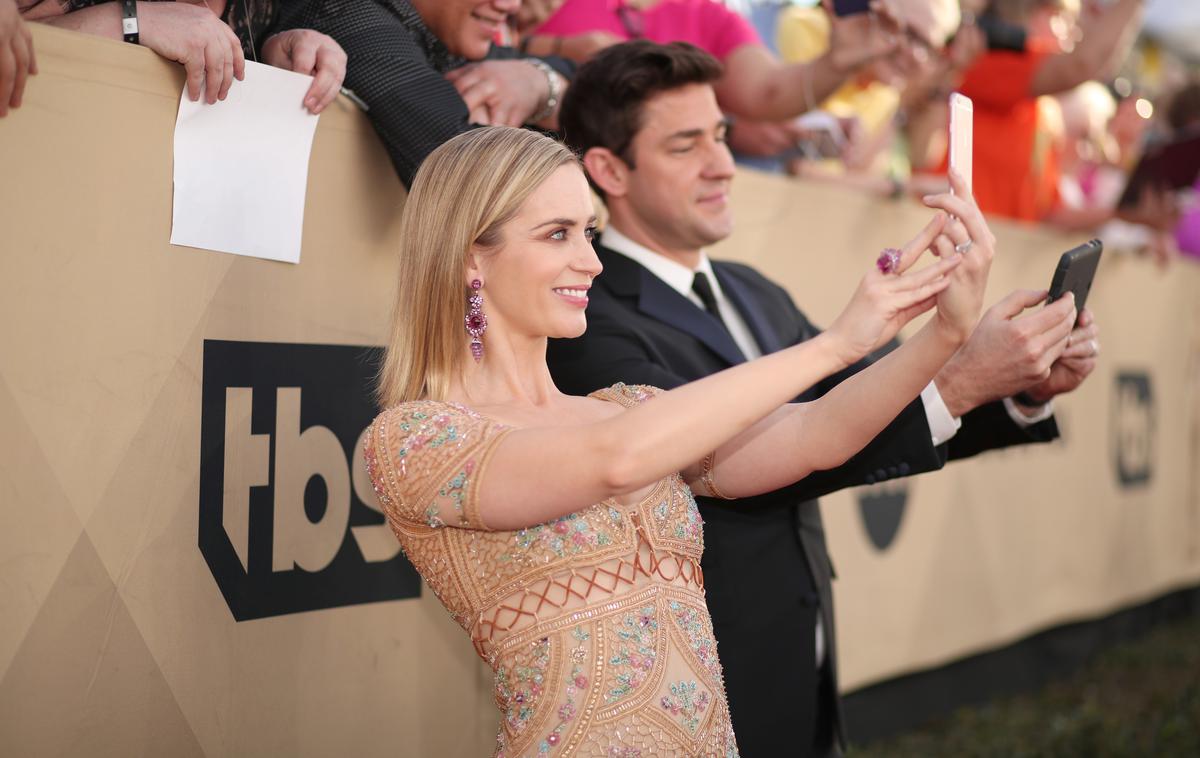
top-left (549, 319), bottom-right (589, 341)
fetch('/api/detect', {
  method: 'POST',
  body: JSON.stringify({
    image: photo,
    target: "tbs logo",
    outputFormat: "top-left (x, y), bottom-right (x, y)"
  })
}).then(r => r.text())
top-left (1112, 371), bottom-right (1154, 488)
top-left (857, 482), bottom-right (908, 551)
top-left (198, 340), bottom-right (421, 621)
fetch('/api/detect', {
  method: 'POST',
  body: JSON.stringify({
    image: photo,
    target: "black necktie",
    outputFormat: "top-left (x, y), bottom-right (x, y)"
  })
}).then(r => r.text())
top-left (691, 271), bottom-right (726, 326)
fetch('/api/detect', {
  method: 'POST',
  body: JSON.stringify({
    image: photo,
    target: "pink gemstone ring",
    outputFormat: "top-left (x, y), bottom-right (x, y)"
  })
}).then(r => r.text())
top-left (876, 247), bottom-right (902, 275)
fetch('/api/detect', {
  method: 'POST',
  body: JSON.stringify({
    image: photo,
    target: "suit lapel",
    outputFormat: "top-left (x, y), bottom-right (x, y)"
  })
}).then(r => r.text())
top-left (713, 263), bottom-right (784, 355)
top-left (637, 272), bottom-right (747, 366)
top-left (595, 243), bottom-right (746, 366)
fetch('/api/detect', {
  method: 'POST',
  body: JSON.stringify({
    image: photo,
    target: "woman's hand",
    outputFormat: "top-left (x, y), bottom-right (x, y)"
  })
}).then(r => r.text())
top-left (921, 169), bottom-right (997, 342)
top-left (824, 211), bottom-right (962, 365)
top-left (262, 29), bottom-right (347, 114)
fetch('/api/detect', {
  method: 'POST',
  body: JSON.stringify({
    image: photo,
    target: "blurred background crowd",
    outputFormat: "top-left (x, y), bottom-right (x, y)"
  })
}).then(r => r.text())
top-left (5, 0), bottom-right (1199, 265)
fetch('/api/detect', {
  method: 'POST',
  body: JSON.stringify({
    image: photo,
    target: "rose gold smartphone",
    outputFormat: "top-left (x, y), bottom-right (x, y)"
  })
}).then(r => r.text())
top-left (949, 92), bottom-right (973, 196)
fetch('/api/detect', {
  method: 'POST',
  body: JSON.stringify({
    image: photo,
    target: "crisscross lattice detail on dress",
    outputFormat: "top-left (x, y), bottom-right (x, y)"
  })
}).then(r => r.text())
top-left (472, 512), bottom-right (705, 659)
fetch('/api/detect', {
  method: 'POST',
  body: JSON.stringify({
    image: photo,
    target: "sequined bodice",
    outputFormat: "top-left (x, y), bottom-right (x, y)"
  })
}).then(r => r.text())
top-left (364, 384), bottom-right (739, 757)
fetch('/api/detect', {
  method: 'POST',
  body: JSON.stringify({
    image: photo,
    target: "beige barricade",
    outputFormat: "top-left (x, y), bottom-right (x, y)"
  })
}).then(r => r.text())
top-left (2, 25), bottom-right (1198, 757)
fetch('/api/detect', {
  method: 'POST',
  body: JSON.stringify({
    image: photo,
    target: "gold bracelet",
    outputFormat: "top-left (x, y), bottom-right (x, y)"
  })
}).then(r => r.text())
top-left (700, 451), bottom-right (733, 500)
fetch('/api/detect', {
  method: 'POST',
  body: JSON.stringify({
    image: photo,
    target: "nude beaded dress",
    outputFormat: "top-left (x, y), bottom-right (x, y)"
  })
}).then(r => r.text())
top-left (363, 384), bottom-right (740, 757)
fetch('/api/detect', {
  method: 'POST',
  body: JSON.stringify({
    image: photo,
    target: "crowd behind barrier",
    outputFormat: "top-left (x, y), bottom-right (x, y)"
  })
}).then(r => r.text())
top-left (11, 0), bottom-right (1197, 267)
top-left (2, 25), bottom-right (1198, 757)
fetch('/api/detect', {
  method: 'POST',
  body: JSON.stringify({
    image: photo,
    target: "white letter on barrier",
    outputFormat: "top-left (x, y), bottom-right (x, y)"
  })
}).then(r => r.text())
top-left (223, 387), bottom-right (270, 572)
top-left (272, 388), bottom-right (351, 572)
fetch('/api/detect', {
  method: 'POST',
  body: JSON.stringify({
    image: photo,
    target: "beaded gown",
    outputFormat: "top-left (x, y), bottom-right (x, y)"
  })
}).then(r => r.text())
top-left (364, 384), bottom-right (740, 757)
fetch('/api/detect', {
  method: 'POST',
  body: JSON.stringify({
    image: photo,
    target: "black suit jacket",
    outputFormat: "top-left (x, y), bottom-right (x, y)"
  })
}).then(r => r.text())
top-left (547, 242), bottom-right (1059, 756)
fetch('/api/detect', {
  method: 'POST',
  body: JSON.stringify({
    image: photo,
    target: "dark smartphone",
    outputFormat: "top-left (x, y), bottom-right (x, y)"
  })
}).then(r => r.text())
top-left (832, 0), bottom-right (872, 16)
top-left (1048, 239), bottom-right (1103, 321)
top-left (976, 13), bottom-right (1028, 52)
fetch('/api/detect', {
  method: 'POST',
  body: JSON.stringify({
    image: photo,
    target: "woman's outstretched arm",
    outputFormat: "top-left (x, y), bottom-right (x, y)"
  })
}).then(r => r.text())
top-left (473, 210), bottom-right (961, 530)
top-left (687, 172), bottom-right (1010, 499)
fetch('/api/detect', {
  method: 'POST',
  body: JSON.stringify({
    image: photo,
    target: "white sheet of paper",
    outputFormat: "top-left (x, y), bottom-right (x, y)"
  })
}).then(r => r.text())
top-left (171, 61), bottom-right (320, 264)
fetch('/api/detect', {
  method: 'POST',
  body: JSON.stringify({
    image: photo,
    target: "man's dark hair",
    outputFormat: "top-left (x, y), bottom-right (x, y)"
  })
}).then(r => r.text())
top-left (560, 40), bottom-right (723, 174)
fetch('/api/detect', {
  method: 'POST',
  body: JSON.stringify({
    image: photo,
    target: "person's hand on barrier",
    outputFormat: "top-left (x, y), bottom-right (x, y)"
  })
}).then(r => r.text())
top-left (446, 60), bottom-right (562, 127)
top-left (262, 29), bottom-right (347, 114)
top-left (934, 289), bottom-right (1078, 416)
top-left (0, 0), bottom-right (36, 117)
top-left (1018, 307), bottom-right (1099, 406)
top-left (825, 212), bottom-right (963, 364)
top-left (140, 2), bottom-right (245, 104)
top-left (922, 169), bottom-right (997, 342)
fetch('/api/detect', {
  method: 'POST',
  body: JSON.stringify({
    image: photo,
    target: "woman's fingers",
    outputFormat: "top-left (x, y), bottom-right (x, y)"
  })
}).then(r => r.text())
top-left (947, 167), bottom-right (972, 201)
top-left (931, 233), bottom-right (956, 259)
top-left (891, 273), bottom-right (954, 314)
top-left (923, 188), bottom-right (995, 254)
top-left (896, 211), bottom-right (947, 272)
top-left (894, 293), bottom-right (940, 325)
top-left (892, 252), bottom-right (962, 292)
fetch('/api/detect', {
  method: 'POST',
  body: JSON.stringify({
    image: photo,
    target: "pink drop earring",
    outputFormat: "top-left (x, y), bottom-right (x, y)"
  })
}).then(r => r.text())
top-left (465, 279), bottom-right (487, 362)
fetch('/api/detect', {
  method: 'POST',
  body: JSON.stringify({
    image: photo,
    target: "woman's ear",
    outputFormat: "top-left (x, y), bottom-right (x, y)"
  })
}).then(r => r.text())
top-left (465, 247), bottom-right (486, 287)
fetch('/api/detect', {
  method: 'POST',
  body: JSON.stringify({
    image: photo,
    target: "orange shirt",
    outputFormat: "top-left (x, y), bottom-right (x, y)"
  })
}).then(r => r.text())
top-left (946, 47), bottom-right (1060, 222)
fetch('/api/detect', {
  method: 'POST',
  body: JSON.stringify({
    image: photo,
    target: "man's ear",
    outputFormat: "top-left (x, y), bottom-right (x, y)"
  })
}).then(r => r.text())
top-left (583, 147), bottom-right (631, 199)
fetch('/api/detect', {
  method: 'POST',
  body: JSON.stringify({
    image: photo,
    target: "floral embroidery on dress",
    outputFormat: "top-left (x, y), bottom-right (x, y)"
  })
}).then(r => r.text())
top-left (605, 605), bottom-right (658, 704)
top-left (603, 382), bottom-right (658, 405)
top-left (393, 409), bottom-right (465, 476)
top-left (368, 391), bottom-right (738, 756)
top-left (495, 637), bottom-right (551, 737)
top-left (670, 601), bottom-right (723, 683)
top-left (501, 511), bottom-right (616, 563)
top-left (675, 491), bottom-right (704, 542)
top-left (660, 680), bottom-right (711, 733)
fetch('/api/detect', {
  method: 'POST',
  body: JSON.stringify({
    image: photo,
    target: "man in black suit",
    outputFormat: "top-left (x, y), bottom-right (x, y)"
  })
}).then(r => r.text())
top-left (547, 41), bottom-right (1100, 757)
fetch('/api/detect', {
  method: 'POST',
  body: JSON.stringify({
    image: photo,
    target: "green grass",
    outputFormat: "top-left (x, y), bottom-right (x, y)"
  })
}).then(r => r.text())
top-left (849, 616), bottom-right (1200, 757)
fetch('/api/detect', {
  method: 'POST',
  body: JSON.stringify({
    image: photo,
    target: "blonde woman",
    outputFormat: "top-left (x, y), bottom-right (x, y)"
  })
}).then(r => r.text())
top-left (364, 126), bottom-right (991, 756)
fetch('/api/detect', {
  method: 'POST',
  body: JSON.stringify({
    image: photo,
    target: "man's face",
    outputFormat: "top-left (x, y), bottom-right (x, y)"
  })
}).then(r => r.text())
top-left (414, 0), bottom-right (519, 60)
top-left (618, 84), bottom-right (736, 254)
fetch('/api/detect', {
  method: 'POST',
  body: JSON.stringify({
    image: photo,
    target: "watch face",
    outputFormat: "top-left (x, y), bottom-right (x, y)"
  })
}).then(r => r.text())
top-left (122, 17), bottom-right (139, 35)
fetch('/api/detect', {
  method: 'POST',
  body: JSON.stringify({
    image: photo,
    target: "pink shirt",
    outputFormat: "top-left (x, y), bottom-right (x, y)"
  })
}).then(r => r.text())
top-left (534, 0), bottom-right (762, 61)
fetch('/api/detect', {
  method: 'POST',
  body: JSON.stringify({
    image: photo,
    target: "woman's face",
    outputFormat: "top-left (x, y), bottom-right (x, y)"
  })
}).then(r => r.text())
top-left (469, 164), bottom-right (602, 343)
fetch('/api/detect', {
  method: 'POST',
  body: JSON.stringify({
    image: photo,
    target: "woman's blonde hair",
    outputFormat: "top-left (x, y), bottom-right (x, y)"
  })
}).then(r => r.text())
top-left (377, 127), bottom-right (578, 407)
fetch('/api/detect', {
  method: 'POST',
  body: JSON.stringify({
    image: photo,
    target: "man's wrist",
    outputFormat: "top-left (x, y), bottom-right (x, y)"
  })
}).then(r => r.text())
top-left (933, 360), bottom-right (974, 418)
top-left (1013, 389), bottom-right (1051, 408)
